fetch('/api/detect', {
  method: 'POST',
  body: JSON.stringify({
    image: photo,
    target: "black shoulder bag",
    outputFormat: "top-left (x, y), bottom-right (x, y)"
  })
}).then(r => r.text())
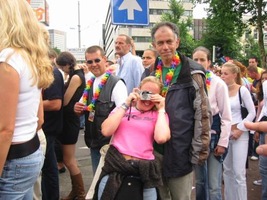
top-left (238, 86), bottom-right (249, 119)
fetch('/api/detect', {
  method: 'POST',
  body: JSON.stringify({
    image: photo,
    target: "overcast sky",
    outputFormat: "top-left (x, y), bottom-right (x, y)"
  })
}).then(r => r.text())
top-left (46, 0), bottom-right (207, 48)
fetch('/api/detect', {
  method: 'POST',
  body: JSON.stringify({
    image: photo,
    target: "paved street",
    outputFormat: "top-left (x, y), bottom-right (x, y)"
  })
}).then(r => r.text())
top-left (59, 130), bottom-right (262, 200)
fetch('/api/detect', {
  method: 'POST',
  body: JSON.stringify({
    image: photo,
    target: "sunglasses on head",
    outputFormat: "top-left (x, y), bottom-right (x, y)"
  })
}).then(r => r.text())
top-left (86, 58), bottom-right (101, 64)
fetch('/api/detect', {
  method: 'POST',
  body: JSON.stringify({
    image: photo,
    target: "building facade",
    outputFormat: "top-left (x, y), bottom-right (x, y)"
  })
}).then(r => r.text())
top-left (194, 19), bottom-right (206, 41)
top-left (48, 29), bottom-right (67, 52)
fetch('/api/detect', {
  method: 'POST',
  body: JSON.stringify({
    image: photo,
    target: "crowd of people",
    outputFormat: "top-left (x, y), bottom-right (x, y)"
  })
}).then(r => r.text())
top-left (1, 1), bottom-right (267, 200)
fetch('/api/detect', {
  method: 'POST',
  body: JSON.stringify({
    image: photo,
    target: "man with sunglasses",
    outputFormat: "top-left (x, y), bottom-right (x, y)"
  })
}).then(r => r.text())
top-left (74, 45), bottom-right (127, 174)
top-left (115, 34), bottom-right (144, 94)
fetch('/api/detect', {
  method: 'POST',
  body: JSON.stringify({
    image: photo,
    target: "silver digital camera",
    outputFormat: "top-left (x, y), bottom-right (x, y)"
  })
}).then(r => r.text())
top-left (140, 90), bottom-right (152, 100)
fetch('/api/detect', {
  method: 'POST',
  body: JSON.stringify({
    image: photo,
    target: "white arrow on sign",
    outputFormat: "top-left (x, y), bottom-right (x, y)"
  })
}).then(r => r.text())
top-left (118, 0), bottom-right (142, 20)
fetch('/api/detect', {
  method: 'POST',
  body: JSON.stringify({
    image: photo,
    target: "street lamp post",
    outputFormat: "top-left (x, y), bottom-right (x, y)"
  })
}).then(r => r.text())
top-left (78, 1), bottom-right (81, 48)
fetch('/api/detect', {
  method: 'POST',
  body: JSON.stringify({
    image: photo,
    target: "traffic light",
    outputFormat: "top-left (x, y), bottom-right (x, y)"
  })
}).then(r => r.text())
top-left (215, 46), bottom-right (223, 59)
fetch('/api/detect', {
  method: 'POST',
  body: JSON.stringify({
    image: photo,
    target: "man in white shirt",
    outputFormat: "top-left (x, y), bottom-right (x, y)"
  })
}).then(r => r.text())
top-left (115, 34), bottom-right (144, 94)
top-left (74, 45), bottom-right (127, 174)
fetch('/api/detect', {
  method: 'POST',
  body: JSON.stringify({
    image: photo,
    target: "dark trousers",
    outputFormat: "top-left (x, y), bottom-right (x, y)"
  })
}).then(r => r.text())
top-left (55, 138), bottom-right (63, 163)
top-left (42, 135), bottom-right (59, 200)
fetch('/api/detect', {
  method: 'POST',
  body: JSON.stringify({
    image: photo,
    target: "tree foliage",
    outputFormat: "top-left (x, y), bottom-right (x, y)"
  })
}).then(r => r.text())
top-left (53, 47), bottom-right (61, 55)
top-left (192, 0), bottom-right (267, 67)
top-left (245, 0), bottom-right (267, 68)
top-left (161, 0), bottom-right (196, 57)
top-left (198, 0), bottom-right (247, 62)
top-left (243, 34), bottom-right (261, 66)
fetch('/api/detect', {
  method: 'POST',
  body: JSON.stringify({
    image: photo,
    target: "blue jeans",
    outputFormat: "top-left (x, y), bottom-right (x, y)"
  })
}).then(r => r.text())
top-left (195, 134), bottom-right (223, 200)
top-left (98, 175), bottom-right (157, 200)
top-left (259, 132), bottom-right (267, 199)
top-left (0, 147), bottom-right (44, 200)
top-left (80, 115), bottom-right (85, 128)
top-left (41, 135), bottom-right (59, 200)
top-left (195, 162), bottom-right (208, 200)
top-left (90, 147), bottom-right (101, 174)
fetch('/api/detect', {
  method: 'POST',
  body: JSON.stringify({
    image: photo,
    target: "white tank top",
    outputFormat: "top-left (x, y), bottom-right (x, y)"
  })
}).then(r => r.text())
top-left (0, 48), bottom-right (40, 142)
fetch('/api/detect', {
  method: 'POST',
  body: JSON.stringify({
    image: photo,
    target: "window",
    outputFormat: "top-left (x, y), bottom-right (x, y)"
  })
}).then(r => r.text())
top-left (149, 9), bottom-right (168, 15)
top-left (132, 36), bottom-right (152, 43)
top-left (183, 10), bottom-right (193, 17)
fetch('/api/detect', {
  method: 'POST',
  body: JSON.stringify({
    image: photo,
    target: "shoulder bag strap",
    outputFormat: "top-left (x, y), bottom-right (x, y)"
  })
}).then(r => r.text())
top-left (238, 86), bottom-right (242, 105)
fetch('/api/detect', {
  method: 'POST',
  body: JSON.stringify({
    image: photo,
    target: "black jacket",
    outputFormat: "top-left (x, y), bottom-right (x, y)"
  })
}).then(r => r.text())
top-left (84, 75), bottom-right (121, 149)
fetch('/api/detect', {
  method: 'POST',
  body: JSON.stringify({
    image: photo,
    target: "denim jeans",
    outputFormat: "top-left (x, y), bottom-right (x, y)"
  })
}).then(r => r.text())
top-left (80, 115), bottom-right (85, 128)
top-left (90, 147), bottom-right (101, 175)
top-left (195, 161), bottom-right (208, 200)
top-left (259, 132), bottom-right (267, 199)
top-left (41, 135), bottom-right (59, 200)
top-left (195, 134), bottom-right (223, 200)
top-left (98, 175), bottom-right (157, 200)
top-left (0, 147), bottom-right (44, 200)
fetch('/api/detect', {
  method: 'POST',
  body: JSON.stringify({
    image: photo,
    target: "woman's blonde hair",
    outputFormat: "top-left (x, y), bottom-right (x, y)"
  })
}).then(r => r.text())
top-left (0, 0), bottom-right (53, 89)
top-left (231, 59), bottom-right (247, 78)
top-left (140, 76), bottom-right (163, 92)
top-left (222, 62), bottom-right (242, 85)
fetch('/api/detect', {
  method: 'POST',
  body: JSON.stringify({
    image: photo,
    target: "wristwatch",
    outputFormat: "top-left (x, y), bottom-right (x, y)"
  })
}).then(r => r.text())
top-left (121, 103), bottom-right (129, 111)
top-left (158, 109), bottom-right (166, 114)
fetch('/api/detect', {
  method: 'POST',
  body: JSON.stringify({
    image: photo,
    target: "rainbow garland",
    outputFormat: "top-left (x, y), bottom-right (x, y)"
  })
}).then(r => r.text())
top-left (155, 52), bottom-right (181, 97)
top-left (205, 70), bottom-right (212, 91)
top-left (82, 70), bottom-right (112, 111)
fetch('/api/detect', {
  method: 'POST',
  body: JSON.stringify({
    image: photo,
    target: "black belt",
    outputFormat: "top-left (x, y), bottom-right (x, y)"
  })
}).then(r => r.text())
top-left (7, 133), bottom-right (40, 160)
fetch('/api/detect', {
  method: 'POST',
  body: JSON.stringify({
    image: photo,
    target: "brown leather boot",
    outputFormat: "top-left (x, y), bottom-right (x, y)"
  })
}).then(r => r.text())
top-left (61, 175), bottom-right (76, 200)
top-left (61, 173), bottom-right (85, 200)
top-left (73, 173), bottom-right (85, 200)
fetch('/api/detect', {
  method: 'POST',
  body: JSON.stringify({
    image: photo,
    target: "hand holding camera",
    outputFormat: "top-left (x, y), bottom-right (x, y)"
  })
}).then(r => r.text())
top-left (123, 88), bottom-right (165, 112)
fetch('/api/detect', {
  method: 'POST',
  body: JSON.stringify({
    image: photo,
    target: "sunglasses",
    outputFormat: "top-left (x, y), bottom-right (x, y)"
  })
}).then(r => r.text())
top-left (86, 58), bottom-right (101, 64)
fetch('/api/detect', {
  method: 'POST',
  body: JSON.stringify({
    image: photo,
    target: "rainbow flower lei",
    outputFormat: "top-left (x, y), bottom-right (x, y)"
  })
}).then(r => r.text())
top-left (205, 70), bottom-right (212, 91)
top-left (155, 52), bottom-right (181, 97)
top-left (82, 70), bottom-right (112, 111)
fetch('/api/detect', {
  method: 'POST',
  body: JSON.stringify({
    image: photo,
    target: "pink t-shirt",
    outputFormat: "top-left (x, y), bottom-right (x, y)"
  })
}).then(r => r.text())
top-left (111, 107), bottom-right (159, 160)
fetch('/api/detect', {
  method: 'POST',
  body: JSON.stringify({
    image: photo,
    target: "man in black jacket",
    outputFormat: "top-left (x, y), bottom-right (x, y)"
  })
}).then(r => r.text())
top-left (151, 21), bottom-right (212, 200)
top-left (42, 64), bottom-right (64, 200)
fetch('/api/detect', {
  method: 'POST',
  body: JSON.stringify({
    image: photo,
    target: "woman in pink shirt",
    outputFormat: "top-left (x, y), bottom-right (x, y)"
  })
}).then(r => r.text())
top-left (95, 76), bottom-right (170, 200)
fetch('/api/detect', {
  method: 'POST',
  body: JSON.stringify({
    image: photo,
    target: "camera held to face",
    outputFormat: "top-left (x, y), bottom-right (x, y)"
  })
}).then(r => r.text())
top-left (139, 91), bottom-right (152, 100)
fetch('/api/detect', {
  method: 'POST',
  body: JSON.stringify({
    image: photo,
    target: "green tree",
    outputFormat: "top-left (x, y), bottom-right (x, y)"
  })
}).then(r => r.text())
top-left (53, 47), bottom-right (61, 55)
top-left (198, 0), bottom-right (247, 63)
top-left (243, 33), bottom-right (261, 66)
top-left (160, 0), bottom-right (196, 57)
top-left (244, 0), bottom-right (267, 68)
top-left (193, 0), bottom-right (267, 67)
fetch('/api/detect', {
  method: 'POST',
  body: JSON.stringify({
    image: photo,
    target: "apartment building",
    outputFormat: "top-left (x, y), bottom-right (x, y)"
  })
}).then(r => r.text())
top-left (48, 29), bottom-right (67, 52)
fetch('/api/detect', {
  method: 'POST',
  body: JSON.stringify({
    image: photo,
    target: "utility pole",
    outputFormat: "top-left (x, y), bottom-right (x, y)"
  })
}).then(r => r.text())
top-left (212, 45), bottom-right (215, 63)
top-left (78, 1), bottom-right (81, 48)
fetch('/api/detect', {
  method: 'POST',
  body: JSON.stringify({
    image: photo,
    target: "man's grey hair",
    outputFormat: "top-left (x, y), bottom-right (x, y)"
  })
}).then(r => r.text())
top-left (151, 21), bottom-right (180, 41)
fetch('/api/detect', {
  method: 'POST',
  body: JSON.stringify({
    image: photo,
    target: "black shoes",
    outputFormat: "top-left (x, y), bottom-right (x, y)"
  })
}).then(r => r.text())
top-left (58, 166), bottom-right (66, 174)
